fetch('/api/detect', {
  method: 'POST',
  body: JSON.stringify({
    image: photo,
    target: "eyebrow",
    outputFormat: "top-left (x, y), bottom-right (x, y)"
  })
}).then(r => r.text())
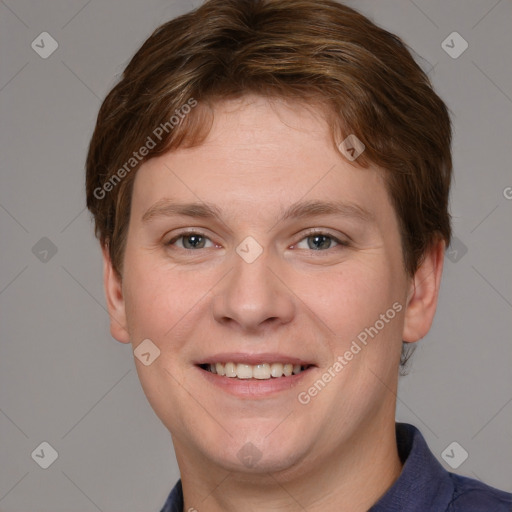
top-left (142, 199), bottom-right (222, 223)
top-left (141, 198), bottom-right (374, 225)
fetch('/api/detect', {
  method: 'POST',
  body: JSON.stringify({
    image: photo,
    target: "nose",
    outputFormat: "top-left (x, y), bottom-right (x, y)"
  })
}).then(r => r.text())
top-left (211, 251), bottom-right (296, 333)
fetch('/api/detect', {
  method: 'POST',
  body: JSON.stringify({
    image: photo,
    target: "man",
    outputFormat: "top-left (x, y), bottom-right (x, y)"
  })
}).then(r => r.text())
top-left (86, 0), bottom-right (512, 510)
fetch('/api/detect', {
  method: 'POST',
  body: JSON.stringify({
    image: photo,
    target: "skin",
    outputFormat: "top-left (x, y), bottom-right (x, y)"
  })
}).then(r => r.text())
top-left (103, 95), bottom-right (444, 511)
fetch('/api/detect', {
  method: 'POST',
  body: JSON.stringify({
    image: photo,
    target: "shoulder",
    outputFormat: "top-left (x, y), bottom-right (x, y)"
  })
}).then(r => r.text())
top-left (447, 472), bottom-right (512, 512)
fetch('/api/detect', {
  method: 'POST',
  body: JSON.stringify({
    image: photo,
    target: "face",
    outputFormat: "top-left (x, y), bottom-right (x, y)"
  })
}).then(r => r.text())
top-left (104, 95), bottom-right (442, 480)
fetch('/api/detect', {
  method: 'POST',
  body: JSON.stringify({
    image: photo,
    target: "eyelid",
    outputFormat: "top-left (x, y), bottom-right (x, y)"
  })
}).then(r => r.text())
top-left (293, 228), bottom-right (349, 246)
top-left (165, 229), bottom-right (217, 247)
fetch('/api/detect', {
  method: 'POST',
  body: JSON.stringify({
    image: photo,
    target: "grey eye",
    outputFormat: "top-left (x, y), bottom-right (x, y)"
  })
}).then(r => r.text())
top-left (296, 234), bottom-right (339, 251)
top-left (169, 233), bottom-right (214, 249)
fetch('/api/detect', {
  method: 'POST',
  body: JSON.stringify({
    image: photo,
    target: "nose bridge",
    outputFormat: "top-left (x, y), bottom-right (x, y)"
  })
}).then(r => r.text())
top-left (211, 248), bottom-right (295, 331)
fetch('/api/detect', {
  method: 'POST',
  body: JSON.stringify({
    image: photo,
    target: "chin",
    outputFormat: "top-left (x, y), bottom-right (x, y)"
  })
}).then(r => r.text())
top-left (215, 447), bottom-right (304, 475)
top-left (202, 429), bottom-right (308, 475)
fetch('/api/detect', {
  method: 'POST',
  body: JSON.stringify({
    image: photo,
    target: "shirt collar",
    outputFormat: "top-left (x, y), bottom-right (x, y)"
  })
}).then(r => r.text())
top-left (369, 423), bottom-right (454, 511)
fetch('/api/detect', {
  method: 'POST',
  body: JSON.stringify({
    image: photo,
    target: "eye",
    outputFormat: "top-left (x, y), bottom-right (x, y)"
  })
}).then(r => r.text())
top-left (167, 232), bottom-right (215, 250)
top-left (294, 232), bottom-right (345, 251)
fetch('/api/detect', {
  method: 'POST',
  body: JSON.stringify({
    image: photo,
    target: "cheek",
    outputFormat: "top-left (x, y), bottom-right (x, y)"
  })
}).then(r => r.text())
top-left (122, 258), bottom-right (177, 341)
top-left (303, 265), bottom-right (406, 382)
top-left (122, 256), bottom-right (215, 347)
top-left (307, 263), bottom-right (399, 338)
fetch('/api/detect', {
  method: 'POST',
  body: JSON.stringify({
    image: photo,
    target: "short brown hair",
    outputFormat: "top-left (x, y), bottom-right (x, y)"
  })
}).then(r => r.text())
top-left (86, 0), bottom-right (452, 314)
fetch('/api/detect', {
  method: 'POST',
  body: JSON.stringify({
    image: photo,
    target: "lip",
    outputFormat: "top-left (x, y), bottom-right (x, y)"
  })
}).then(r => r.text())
top-left (195, 352), bottom-right (315, 366)
top-left (196, 365), bottom-right (315, 398)
top-left (194, 353), bottom-right (317, 399)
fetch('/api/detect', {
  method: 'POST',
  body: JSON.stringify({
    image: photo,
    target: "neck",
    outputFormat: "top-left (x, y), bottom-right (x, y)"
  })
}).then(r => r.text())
top-left (176, 417), bottom-right (402, 512)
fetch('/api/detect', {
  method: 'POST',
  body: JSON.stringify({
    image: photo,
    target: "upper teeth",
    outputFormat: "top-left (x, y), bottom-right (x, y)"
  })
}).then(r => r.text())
top-left (208, 362), bottom-right (306, 379)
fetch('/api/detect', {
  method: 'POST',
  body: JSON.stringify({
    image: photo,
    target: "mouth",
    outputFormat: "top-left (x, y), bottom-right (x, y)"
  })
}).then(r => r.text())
top-left (194, 354), bottom-right (317, 398)
top-left (198, 362), bottom-right (314, 380)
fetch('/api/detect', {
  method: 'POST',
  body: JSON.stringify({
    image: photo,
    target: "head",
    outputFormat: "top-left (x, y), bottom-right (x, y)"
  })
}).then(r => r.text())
top-left (86, 0), bottom-right (451, 479)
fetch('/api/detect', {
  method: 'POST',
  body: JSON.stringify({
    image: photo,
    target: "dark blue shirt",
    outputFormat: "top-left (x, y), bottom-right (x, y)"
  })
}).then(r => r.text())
top-left (160, 423), bottom-right (512, 511)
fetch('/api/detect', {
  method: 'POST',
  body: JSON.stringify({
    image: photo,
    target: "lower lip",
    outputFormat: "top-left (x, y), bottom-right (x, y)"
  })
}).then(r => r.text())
top-left (196, 365), bottom-right (314, 398)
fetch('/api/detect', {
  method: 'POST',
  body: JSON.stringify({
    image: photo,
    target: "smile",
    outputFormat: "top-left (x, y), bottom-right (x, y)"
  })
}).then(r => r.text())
top-left (199, 362), bottom-right (312, 380)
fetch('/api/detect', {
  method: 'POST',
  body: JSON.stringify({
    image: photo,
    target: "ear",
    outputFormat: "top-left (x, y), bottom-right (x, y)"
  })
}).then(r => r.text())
top-left (102, 245), bottom-right (130, 344)
top-left (402, 239), bottom-right (445, 343)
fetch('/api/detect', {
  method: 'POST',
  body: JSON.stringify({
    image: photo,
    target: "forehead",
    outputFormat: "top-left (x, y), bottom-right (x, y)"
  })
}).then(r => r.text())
top-left (130, 95), bottom-right (395, 229)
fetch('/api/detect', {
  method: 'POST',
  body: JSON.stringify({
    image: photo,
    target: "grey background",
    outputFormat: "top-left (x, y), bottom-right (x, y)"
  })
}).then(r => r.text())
top-left (1, 0), bottom-right (511, 510)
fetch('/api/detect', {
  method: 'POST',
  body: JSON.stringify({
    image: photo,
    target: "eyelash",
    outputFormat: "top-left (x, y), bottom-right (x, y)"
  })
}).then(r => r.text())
top-left (165, 229), bottom-right (349, 251)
